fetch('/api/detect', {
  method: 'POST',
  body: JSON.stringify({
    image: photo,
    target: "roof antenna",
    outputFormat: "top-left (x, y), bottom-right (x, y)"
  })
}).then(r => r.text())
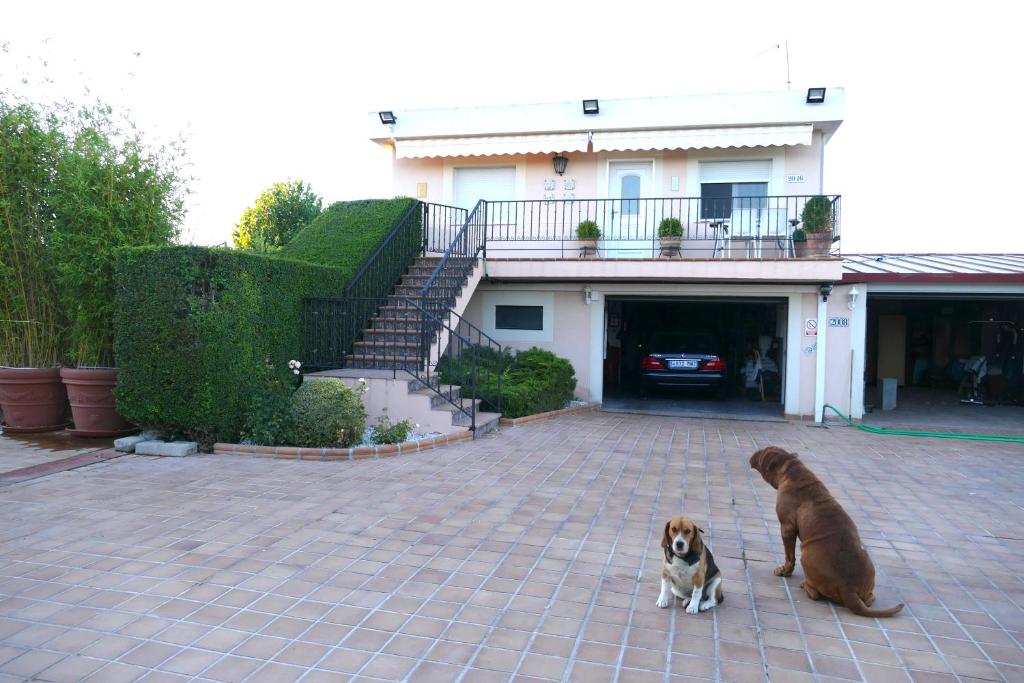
top-left (753, 42), bottom-right (791, 90)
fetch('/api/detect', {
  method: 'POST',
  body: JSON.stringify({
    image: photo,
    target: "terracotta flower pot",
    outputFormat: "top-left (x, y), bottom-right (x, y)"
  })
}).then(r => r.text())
top-left (60, 367), bottom-right (136, 437)
top-left (0, 367), bottom-right (70, 433)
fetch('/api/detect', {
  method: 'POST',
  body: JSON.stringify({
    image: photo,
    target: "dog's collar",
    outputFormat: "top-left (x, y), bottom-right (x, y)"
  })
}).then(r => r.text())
top-left (665, 546), bottom-right (701, 566)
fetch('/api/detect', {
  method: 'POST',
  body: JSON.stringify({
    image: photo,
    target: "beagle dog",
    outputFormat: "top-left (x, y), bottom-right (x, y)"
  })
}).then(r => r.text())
top-left (656, 515), bottom-right (724, 613)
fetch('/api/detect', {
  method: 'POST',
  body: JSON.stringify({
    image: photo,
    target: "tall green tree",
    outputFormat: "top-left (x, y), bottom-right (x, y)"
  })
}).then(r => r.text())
top-left (232, 179), bottom-right (322, 251)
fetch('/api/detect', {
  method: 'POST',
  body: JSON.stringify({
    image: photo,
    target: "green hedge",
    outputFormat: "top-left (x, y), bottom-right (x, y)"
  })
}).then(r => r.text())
top-left (113, 246), bottom-right (346, 447)
top-left (440, 346), bottom-right (577, 419)
top-left (281, 197), bottom-right (416, 275)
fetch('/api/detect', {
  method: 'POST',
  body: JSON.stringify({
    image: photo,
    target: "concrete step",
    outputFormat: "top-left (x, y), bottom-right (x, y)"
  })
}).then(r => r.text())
top-left (346, 354), bottom-right (422, 371)
top-left (474, 412), bottom-right (502, 436)
top-left (362, 328), bottom-right (424, 345)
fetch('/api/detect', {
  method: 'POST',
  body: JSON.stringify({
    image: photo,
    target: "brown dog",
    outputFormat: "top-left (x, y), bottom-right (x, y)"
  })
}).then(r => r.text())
top-left (749, 447), bottom-right (903, 618)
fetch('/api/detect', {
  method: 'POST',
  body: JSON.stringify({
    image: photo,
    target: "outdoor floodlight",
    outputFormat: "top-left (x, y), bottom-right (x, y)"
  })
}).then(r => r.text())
top-left (379, 111), bottom-right (397, 124)
top-left (806, 88), bottom-right (826, 104)
top-left (582, 99), bottom-right (599, 115)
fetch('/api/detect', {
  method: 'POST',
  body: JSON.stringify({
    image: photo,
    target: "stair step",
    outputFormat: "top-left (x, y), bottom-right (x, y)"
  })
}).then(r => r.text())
top-left (353, 341), bottom-right (422, 352)
top-left (346, 355), bottom-right (422, 371)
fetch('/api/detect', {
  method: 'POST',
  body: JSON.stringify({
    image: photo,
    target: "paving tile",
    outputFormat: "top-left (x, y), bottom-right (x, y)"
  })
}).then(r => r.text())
top-left (0, 413), bottom-right (1022, 683)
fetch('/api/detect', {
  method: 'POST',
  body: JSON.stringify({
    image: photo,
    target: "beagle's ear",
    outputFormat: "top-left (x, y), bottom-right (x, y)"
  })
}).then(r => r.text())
top-left (661, 520), bottom-right (672, 549)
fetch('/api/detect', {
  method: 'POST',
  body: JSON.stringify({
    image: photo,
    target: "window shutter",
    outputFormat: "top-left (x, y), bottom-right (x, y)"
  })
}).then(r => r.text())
top-left (698, 160), bottom-right (771, 183)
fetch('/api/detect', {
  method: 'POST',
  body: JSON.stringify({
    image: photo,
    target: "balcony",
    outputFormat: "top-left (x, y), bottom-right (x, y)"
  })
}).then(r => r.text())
top-left (468, 195), bottom-right (840, 260)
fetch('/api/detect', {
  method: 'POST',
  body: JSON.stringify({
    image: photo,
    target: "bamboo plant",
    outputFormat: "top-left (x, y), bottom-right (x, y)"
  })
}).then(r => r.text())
top-left (0, 103), bottom-right (65, 367)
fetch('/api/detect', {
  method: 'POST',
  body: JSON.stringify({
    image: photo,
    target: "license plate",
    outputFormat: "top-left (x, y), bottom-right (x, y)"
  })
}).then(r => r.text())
top-left (668, 360), bottom-right (698, 370)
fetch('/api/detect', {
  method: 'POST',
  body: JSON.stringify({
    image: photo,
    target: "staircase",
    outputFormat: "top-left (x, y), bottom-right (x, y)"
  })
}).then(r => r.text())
top-left (303, 201), bottom-right (501, 436)
top-left (348, 255), bottom-right (474, 371)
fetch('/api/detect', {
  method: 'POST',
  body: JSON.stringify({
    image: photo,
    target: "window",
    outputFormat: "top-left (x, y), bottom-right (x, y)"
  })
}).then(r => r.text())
top-left (495, 305), bottom-right (544, 331)
top-left (700, 182), bottom-right (768, 219)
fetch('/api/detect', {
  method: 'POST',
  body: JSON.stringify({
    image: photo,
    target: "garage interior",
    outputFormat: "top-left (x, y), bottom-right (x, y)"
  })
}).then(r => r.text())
top-left (602, 297), bottom-right (787, 419)
top-left (865, 294), bottom-right (1024, 430)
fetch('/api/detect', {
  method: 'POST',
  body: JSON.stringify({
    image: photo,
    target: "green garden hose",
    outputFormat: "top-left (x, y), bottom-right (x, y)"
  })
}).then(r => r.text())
top-left (823, 404), bottom-right (1024, 443)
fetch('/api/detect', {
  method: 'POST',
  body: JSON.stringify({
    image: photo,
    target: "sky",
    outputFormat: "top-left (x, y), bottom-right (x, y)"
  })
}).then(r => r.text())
top-left (3, 1), bottom-right (1022, 253)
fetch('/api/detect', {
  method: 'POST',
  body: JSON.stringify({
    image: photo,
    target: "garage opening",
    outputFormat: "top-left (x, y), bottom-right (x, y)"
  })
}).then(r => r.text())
top-left (865, 294), bottom-right (1024, 431)
top-left (603, 297), bottom-right (787, 419)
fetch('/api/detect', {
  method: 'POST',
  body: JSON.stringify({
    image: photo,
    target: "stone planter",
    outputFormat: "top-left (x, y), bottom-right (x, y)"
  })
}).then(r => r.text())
top-left (578, 239), bottom-right (599, 258)
top-left (795, 233), bottom-right (833, 257)
top-left (0, 367), bottom-right (70, 433)
top-left (658, 236), bottom-right (682, 257)
top-left (60, 367), bottom-right (136, 437)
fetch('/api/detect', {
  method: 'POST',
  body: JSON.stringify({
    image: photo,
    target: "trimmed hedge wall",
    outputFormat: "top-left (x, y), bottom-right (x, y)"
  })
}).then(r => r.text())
top-left (113, 246), bottom-right (346, 447)
top-left (282, 197), bottom-right (416, 275)
top-left (440, 346), bottom-right (577, 419)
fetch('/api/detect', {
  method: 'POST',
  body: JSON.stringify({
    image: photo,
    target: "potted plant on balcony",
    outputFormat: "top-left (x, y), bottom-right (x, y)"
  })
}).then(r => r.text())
top-left (0, 103), bottom-right (70, 433)
top-left (576, 220), bottom-right (601, 258)
top-left (658, 217), bottom-right (684, 257)
top-left (51, 103), bottom-right (185, 436)
top-left (800, 195), bottom-right (834, 257)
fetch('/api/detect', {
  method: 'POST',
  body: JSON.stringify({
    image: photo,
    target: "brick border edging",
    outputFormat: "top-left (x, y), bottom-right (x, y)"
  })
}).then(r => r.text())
top-left (212, 430), bottom-right (473, 461)
top-left (499, 402), bottom-right (599, 427)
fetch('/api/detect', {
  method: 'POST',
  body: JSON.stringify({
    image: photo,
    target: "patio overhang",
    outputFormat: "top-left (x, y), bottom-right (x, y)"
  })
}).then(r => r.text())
top-left (591, 124), bottom-right (814, 152)
top-left (394, 132), bottom-right (590, 159)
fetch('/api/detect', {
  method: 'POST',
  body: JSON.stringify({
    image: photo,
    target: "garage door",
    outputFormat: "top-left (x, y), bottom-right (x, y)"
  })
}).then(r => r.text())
top-left (453, 167), bottom-right (515, 210)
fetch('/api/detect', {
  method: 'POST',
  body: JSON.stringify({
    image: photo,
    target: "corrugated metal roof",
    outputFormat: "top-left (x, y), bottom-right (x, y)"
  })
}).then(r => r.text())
top-left (843, 254), bottom-right (1024, 282)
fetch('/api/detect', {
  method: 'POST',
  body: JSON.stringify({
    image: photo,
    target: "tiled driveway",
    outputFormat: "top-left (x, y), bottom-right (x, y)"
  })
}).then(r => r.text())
top-left (1, 412), bottom-right (1023, 682)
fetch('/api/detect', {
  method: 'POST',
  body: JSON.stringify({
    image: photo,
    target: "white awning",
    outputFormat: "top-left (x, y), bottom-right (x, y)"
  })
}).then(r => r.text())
top-left (394, 132), bottom-right (590, 159)
top-left (399, 131), bottom-right (593, 158)
top-left (591, 125), bottom-right (813, 152)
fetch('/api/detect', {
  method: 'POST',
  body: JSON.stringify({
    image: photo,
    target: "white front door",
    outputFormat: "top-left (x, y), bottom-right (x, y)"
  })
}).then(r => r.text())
top-left (606, 161), bottom-right (653, 257)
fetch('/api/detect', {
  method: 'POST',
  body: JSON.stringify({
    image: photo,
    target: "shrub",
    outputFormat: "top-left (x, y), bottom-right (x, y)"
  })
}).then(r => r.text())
top-left (576, 220), bottom-right (601, 240)
top-left (232, 179), bottom-right (322, 252)
top-left (289, 379), bottom-right (366, 448)
top-left (113, 246), bottom-right (347, 448)
top-left (658, 218), bottom-right (684, 238)
top-left (370, 411), bottom-right (414, 445)
top-left (801, 196), bottom-right (834, 234)
top-left (282, 198), bottom-right (417, 276)
top-left (791, 227), bottom-right (807, 242)
top-left (241, 384), bottom-right (296, 446)
top-left (439, 346), bottom-right (576, 419)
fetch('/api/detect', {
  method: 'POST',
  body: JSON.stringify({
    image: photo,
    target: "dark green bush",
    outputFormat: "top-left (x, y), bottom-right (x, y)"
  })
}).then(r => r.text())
top-left (281, 198), bottom-right (417, 275)
top-left (113, 246), bottom-right (347, 448)
top-left (440, 346), bottom-right (577, 419)
top-left (289, 379), bottom-right (366, 448)
top-left (801, 196), bottom-right (834, 234)
top-left (658, 217), bottom-right (683, 238)
top-left (241, 385), bottom-right (296, 446)
top-left (576, 220), bottom-right (601, 240)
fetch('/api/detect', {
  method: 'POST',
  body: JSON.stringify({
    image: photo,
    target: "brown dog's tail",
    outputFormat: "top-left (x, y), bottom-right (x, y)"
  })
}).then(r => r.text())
top-left (842, 590), bottom-right (904, 618)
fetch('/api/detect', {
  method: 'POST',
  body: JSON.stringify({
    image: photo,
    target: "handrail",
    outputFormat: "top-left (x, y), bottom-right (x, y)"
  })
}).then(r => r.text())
top-left (345, 200), bottom-right (423, 297)
top-left (303, 294), bottom-right (503, 435)
top-left (420, 199), bottom-right (487, 304)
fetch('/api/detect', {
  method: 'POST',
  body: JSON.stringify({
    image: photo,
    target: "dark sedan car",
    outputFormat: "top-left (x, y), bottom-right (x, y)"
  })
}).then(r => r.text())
top-left (639, 331), bottom-right (727, 397)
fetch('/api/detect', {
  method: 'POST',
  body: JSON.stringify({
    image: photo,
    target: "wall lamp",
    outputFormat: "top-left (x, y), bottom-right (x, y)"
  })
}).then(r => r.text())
top-left (582, 99), bottom-right (599, 115)
top-left (583, 287), bottom-right (597, 305)
top-left (378, 111), bottom-right (397, 124)
top-left (552, 154), bottom-right (568, 175)
top-left (819, 283), bottom-right (833, 301)
top-left (806, 87), bottom-right (826, 104)
top-left (847, 286), bottom-right (860, 311)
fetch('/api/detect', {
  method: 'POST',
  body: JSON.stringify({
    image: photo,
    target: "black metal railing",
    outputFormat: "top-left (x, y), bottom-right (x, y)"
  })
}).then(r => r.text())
top-left (480, 195), bottom-right (841, 258)
top-left (423, 202), bottom-right (468, 254)
top-left (303, 295), bottom-right (502, 435)
top-left (344, 201), bottom-right (424, 300)
top-left (420, 199), bottom-right (488, 321)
